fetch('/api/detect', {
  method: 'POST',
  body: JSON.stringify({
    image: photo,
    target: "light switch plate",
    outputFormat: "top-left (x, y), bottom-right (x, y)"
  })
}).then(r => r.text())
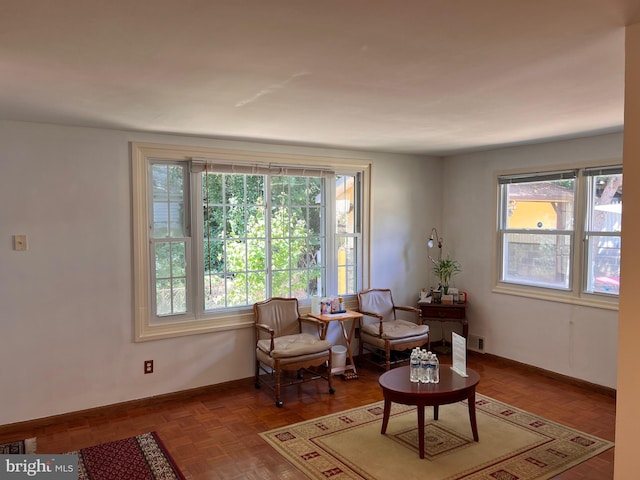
top-left (13, 235), bottom-right (27, 251)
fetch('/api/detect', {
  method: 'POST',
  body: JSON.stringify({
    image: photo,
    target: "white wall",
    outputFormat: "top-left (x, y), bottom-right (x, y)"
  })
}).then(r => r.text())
top-left (369, 158), bottom-right (442, 297)
top-left (0, 120), bottom-right (439, 425)
top-left (441, 133), bottom-right (622, 389)
top-left (0, 120), bottom-right (622, 426)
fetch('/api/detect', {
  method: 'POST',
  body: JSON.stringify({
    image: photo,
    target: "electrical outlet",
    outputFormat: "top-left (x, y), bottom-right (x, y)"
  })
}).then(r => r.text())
top-left (144, 360), bottom-right (154, 374)
top-left (468, 334), bottom-right (486, 353)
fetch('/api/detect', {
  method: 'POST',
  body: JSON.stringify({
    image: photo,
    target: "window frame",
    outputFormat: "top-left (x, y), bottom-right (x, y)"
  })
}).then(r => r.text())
top-left (132, 142), bottom-right (371, 341)
top-left (493, 162), bottom-right (621, 310)
top-left (497, 170), bottom-right (577, 292)
top-left (335, 173), bottom-right (362, 296)
top-left (582, 166), bottom-right (622, 296)
top-left (149, 161), bottom-right (192, 320)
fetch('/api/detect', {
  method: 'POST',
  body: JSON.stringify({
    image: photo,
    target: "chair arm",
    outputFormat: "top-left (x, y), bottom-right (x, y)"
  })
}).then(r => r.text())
top-left (301, 316), bottom-right (327, 338)
top-left (256, 323), bottom-right (274, 335)
top-left (358, 310), bottom-right (384, 320)
top-left (255, 323), bottom-right (275, 351)
top-left (394, 305), bottom-right (423, 324)
top-left (358, 310), bottom-right (384, 336)
top-left (394, 305), bottom-right (420, 314)
top-left (301, 316), bottom-right (324, 327)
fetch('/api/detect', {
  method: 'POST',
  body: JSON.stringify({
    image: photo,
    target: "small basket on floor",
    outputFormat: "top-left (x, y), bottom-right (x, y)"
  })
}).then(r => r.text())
top-left (342, 371), bottom-right (359, 381)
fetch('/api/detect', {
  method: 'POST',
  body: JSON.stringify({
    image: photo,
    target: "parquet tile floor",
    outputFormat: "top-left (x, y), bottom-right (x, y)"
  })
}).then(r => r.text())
top-left (0, 353), bottom-right (615, 479)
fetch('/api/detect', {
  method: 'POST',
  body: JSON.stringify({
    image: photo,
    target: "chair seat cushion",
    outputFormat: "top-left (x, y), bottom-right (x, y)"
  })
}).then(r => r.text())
top-left (361, 319), bottom-right (429, 340)
top-left (257, 333), bottom-right (332, 359)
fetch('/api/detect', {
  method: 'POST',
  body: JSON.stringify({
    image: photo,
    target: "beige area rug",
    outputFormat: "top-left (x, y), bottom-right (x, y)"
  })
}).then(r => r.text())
top-left (260, 395), bottom-right (613, 480)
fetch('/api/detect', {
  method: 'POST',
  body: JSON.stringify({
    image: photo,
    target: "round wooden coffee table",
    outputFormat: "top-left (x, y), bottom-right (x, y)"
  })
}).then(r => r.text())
top-left (378, 365), bottom-right (480, 459)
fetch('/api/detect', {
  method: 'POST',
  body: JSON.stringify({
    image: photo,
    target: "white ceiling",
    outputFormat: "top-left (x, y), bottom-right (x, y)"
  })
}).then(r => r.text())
top-left (2, 0), bottom-right (639, 156)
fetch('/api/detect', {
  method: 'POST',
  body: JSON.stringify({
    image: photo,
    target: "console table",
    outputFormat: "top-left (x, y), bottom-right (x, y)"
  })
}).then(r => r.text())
top-left (418, 301), bottom-right (467, 339)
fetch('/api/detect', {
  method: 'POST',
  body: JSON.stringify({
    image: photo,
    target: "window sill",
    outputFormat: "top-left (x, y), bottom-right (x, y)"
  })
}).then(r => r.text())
top-left (492, 284), bottom-right (618, 311)
top-left (135, 311), bottom-right (254, 342)
top-left (135, 296), bottom-right (360, 342)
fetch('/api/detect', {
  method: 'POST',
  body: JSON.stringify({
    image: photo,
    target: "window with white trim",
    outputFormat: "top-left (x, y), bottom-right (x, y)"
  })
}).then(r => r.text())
top-left (583, 166), bottom-right (622, 295)
top-left (133, 143), bottom-right (369, 341)
top-left (497, 165), bottom-right (622, 303)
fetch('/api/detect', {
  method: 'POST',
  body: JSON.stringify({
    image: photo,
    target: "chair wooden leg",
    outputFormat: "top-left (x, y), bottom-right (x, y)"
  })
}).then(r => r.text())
top-left (274, 360), bottom-right (283, 407)
top-left (385, 343), bottom-right (391, 371)
top-left (258, 356), bottom-right (335, 406)
top-left (327, 352), bottom-right (335, 394)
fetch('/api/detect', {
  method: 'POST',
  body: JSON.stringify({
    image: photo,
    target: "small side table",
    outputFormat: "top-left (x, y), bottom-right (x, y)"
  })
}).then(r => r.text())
top-left (308, 310), bottom-right (363, 377)
top-left (379, 365), bottom-right (480, 458)
top-left (418, 301), bottom-right (467, 337)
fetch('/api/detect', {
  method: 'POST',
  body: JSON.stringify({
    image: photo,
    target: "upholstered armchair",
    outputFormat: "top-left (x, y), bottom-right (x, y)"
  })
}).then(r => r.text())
top-left (357, 288), bottom-right (430, 371)
top-left (254, 297), bottom-right (335, 407)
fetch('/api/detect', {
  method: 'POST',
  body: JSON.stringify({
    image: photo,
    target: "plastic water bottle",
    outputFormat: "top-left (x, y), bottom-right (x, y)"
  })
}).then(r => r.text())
top-left (420, 350), bottom-right (430, 383)
top-left (431, 354), bottom-right (440, 384)
top-left (430, 351), bottom-right (436, 383)
top-left (410, 348), bottom-right (420, 382)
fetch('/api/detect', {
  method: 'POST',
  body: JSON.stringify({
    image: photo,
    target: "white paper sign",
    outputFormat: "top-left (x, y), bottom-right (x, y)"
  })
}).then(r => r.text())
top-left (451, 331), bottom-right (468, 377)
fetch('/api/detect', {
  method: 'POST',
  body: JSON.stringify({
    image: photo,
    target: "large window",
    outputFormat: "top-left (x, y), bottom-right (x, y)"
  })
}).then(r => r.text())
top-left (133, 143), bottom-right (370, 341)
top-left (497, 165), bottom-right (622, 304)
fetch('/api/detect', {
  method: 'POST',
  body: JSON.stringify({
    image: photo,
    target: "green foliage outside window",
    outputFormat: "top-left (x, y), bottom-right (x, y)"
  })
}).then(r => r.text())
top-left (202, 173), bottom-right (324, 308)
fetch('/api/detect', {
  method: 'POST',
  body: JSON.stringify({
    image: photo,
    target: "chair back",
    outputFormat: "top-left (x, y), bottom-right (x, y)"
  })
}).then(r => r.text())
top-left (253, 297), bottom-right (301, 337)
top-left (357, 288), bottom-right (396, 322)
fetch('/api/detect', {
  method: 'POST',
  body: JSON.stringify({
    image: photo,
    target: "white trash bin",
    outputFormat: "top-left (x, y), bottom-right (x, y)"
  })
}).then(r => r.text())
top-left (331, 345), bottom-right (347, 374)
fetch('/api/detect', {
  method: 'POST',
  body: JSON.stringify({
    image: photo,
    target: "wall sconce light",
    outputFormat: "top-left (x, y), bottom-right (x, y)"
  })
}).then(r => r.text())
top-left (427, 227), bottom-right (443, 262)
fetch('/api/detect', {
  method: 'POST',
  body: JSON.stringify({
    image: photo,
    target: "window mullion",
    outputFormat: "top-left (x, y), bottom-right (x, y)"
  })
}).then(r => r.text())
top-left (265, 175), bottom-right (273, 297)
top-left (575, 170), bottom-right (589, 295)
top-left (325, 175), bottom-right (337, 296)
top-left (191, 172), bottom-right (204, 318)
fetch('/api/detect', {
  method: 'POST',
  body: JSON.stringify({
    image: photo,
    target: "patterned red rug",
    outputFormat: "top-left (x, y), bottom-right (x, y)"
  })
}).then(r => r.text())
top-left (68, 432), bottom-right (185, 480)
top-left (0, 438), bottom-right (36, 454)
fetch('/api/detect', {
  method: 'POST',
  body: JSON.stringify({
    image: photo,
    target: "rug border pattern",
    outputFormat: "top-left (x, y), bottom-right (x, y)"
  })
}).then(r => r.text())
top-left (259, 394), bottom-right (614, 480)
top-left (67, 431), bottom-right (185, 480)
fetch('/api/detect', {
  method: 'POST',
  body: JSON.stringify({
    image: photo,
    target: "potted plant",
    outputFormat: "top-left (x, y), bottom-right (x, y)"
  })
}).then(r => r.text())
top-left (432, 255), bottom-right (461, 294)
